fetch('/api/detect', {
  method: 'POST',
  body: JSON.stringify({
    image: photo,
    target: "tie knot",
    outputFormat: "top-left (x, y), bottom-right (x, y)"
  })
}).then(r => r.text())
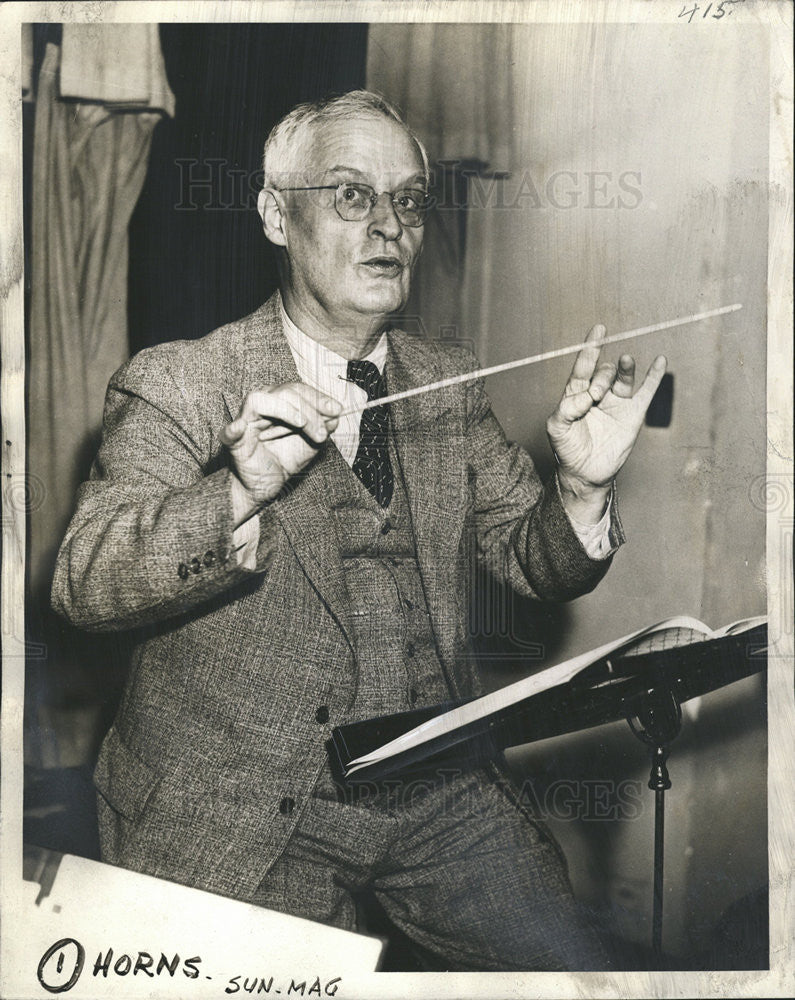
top-left (347, 359), bottom-right (386, 402)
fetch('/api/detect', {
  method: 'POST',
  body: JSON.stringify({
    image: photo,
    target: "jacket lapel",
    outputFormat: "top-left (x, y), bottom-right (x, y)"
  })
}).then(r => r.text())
top-left (221, 299), bottom-right (470, 677)
top-left (386, 333), bottom-right (468, 692)
top-left (222, 294), bottom-right (355, 653)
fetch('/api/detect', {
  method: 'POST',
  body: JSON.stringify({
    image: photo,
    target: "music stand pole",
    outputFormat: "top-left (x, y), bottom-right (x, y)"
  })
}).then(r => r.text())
top-left (627, 686), bottom-right (682, 963)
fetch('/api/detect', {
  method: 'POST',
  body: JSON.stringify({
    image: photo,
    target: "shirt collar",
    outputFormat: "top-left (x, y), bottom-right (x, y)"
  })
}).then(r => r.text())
top-left (278, 293), bottom-right (388, 398)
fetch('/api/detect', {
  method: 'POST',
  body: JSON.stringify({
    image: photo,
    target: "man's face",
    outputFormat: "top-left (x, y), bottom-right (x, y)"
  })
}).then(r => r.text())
top-left (271, 114), bottom-right (426, 332)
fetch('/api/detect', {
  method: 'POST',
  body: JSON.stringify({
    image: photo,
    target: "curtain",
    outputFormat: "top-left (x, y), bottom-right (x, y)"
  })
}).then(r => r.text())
top-left (28, 27), bottom-right (174, 602)
top-left (368, 25), bottom-right (516, 347)
top-left (367, 24), bottom-right (515, 167)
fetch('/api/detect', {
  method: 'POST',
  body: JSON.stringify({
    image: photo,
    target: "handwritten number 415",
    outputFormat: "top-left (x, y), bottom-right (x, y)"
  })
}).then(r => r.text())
top-left (679, 0), bottom-right (745, 23)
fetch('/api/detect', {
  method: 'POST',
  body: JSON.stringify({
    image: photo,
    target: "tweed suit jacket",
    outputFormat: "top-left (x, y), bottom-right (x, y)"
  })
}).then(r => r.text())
top-left (52, 292), bottom-right (620, 902)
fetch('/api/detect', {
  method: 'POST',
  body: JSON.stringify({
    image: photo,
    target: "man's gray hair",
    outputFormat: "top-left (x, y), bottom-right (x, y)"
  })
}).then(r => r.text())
top-left (262, 90), bottom-right (429, 188)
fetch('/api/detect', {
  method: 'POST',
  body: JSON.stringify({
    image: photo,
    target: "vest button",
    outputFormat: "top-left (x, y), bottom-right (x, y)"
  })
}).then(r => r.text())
top-left (315, 705), bottom-right (330, 724)
top-left (406, 643), bottom-right (416, 657)
top-left (279, 796), bottom-right (295, 816)
top-left (409, 687), bottom-right (419, 704)
top-left (404, 597), bottom-right (414, 610)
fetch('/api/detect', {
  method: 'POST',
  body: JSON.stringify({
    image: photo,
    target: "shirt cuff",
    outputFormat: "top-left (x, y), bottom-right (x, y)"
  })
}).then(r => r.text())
top-left (231, 515), bottom-right (260, 570)
top-left (557, 477), bottom-right (619, 560)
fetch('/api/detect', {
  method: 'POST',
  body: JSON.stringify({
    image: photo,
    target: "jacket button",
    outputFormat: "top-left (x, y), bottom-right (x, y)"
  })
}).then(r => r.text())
top-left (279, 796), bottom-right (295, 816)
top-left (190, 557), bottom-right (201, 574)
top-left (406, 643), bottom-right (416, 657)
top-left (203, 550), bottom-right (216, 567)
top-left (380, 520), bottom-right (392, 535)
top-left (177, 563), bottom-right (189, 580)
top-left (404, 597), bottom-right (414, 610)
top-left (315, 706), bottom-right (330, 724)
top-left (409, 687), bottom-right (419, 704)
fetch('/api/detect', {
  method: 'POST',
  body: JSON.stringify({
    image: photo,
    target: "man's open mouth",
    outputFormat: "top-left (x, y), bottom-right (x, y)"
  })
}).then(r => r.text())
top-left (362, 257), bottom-right (404, 275)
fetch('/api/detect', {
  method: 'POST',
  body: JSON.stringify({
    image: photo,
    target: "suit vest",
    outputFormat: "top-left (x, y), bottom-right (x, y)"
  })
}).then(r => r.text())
top-left (321, 430), bottom-right (452, 725)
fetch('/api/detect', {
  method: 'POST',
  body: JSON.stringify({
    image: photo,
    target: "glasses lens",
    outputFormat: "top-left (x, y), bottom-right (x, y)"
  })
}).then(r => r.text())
top-left (332, 183), bottom-right (429, 226)
top-left (393, 189), bottom-right (429, 228)
top-left (334, 183), bottom-right (373, 221)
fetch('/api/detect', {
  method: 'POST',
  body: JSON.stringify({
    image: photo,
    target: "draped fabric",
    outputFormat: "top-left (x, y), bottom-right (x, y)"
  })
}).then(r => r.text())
top-left (27, 30), bottom-right (174, 599)
top-left (367, 24), bottom-right (515, 169)
top-left (60, 23), bottom-right (175, 114)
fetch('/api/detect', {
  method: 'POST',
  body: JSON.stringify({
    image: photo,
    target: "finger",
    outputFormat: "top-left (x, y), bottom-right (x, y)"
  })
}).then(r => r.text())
top-left (293, 388), bottom-right (343, 440)
top-left (612, 354), bottom-right (636, 398)
top-left (219, 418), bottom-right (247, 447)
top-left (283, 382), bottom-right (343, 418)
top-left (258, 425), bottom-right (294, 442)
top-left (269, 384), bottom-right (342, 440)
top-left (632, 355), bottom-right (668, 411)
top-left (567, 324), bottom-right (606, 389)
top-left (243, 391), bottom-right (310, 430)
top-left (258, 415), bottom-right (339, 444)
top-left (553, 388), bottom-right (595, 425)
top-left (587, 361), bottom-right (617, 403)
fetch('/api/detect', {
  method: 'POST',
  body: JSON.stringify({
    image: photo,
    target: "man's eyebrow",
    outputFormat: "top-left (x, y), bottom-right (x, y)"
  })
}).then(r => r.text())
top-left (323, 165), bottom-right (428, 189)
top-left (323, 165), bottom-right (369, 180)
top-left (404, 173), bottom-right (428, 189)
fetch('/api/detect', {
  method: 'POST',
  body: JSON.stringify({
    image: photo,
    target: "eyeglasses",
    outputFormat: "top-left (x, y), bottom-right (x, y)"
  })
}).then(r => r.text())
top-left (278, 181), bottom-right (429, 228)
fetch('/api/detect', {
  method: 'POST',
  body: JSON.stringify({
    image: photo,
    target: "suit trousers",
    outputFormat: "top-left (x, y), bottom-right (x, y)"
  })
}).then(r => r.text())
top-left (250, 762), bottom-right (608, 972)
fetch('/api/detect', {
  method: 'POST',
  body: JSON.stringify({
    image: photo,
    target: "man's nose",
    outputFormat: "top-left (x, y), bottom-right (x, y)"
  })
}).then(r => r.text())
top-left (367, 192), bottom-right (402, 241)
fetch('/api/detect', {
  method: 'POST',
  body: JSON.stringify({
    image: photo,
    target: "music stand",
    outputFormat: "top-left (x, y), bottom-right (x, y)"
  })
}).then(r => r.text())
top-left (329, 622), bottom-right (767, 966)
top-left (626, 677), bottom-right (684, 962)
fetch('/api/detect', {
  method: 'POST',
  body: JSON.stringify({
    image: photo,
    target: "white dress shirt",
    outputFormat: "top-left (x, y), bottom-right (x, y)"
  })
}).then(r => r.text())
top-left (233, 295), bottom-right (615, 563)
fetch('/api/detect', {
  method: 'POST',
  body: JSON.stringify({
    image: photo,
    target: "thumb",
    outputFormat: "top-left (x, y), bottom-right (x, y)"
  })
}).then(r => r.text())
top-left (220, 418), bottom-right (247, 447)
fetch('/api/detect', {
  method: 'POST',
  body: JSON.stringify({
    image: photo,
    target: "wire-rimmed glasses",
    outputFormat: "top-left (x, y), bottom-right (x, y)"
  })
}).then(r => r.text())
top-left (278, 181), bottom-right (429, 228)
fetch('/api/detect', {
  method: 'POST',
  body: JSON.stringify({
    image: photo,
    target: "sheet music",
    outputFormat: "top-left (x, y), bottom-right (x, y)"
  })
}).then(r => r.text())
top-left (345, 615), bottom-right (728, 775)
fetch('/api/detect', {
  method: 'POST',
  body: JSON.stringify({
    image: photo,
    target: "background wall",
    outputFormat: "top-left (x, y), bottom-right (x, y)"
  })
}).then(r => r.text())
top-left (370, 22), bottom-right (768, 958)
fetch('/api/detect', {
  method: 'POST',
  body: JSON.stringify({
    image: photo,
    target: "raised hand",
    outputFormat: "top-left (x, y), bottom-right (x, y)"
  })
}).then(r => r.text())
top-left (546, 324), bottom-right (667, 515)
top-left (221, 383), bottom-right (341, 512)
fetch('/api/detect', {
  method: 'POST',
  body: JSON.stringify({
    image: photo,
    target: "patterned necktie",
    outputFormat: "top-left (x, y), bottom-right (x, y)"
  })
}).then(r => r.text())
top-left (347, 359), bottom-right (393, 508)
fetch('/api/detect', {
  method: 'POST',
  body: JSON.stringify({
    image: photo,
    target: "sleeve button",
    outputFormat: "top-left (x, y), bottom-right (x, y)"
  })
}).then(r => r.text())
top-left (279, 796), bottom-right (295, 816)
top-left (190, 557), bottom-right (201, 574)
top-left (203, 550), bottom-right (216, 567)
top-left (177, 563), bottom-right (189, 580)
top-left (315, 706), bottom-right (330, 724)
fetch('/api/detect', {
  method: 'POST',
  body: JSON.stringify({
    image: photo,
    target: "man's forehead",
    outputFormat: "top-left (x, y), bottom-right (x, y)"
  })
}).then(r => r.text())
top-left (303, 114), bottom-right (425, 184)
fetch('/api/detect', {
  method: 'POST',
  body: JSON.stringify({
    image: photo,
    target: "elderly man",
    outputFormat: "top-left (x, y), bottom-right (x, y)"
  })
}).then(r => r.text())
top-left (52, 90), bottom-right (665, 971)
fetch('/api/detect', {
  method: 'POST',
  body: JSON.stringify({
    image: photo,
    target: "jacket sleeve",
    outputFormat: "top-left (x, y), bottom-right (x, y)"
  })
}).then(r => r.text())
top-left (459, 350), bottom-right (624, 602)
top-left (51, 347), bottom-right (280, 632)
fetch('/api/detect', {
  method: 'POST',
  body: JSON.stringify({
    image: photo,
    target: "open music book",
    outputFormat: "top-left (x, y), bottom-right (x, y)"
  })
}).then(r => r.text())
top-left (336, 614), bottom-right (767, 781)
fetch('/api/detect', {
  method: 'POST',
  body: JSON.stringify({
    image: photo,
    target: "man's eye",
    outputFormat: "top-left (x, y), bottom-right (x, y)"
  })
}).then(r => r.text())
top-left (396, 192), bottom-right (425, 211)
top-left (340, 185), bottom-right (366, 204)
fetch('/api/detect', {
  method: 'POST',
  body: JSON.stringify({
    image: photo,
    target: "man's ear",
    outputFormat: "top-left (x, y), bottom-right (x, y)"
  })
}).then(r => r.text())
top-left (258, 188), bottom-right (287, 248)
